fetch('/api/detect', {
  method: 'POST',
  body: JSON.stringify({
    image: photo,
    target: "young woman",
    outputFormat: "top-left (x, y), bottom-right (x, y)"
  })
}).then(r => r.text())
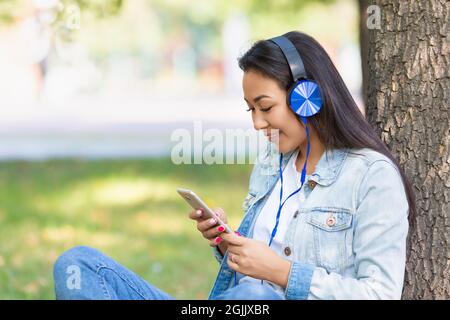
top-left (53, 31), bottom-right (415, 300)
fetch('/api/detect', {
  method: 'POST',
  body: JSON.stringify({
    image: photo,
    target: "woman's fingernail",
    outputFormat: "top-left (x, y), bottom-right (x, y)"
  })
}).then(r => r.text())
top-left (235, 231), bottom-right (241, 236)
top-left (214, 237), bottom-right (222, 244)
top-left (217, 226), bottom-right (225, 232)
top-left (196, 210), bottom-right (202, 216)
top-left (209, 218), bottom-right (217, 225)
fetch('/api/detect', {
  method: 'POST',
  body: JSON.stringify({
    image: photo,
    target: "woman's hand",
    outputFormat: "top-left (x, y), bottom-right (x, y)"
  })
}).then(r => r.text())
top-left (221, 232), bottom-right (292, 288)
top-left (188, 207), bottom-right (229, 255)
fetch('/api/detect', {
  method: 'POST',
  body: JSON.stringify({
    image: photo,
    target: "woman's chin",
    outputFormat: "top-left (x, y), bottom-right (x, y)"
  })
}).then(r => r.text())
top-left (268, 134), bottom-right (296, 154)
top-left (277, 140), bottom-right (299, 154)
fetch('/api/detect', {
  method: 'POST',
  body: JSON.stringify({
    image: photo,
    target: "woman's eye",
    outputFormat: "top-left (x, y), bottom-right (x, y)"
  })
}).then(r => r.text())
top-left (246, 105), bottom-right (273, 112)
top-left (260, 106), bottom-right (273, 113)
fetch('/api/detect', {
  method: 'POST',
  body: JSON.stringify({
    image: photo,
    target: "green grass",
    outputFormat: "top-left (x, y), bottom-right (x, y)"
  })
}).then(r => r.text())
top-left (0, 158), bottom-right (252, 299)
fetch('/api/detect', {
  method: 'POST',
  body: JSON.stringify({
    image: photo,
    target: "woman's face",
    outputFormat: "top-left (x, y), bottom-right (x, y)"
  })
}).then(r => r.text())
top-left (243, 70), bottom-right (306, 154)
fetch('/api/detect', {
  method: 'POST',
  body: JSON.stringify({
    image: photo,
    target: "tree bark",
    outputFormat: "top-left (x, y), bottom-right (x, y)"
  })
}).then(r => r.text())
top-left (366, 0), bottom-right (449, 299)
top-left (359, 0), bottom-right (370, 112)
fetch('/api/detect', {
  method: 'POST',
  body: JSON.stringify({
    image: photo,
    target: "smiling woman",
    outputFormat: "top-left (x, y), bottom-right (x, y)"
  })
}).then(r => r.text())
top-left (52, 31), bottom-right (416, 301)
top-left (207, 31), bottom-right (416, 300)
top-left (242, 70), bottom-right (325, 175)
top-left (237, 31), bottom-right (415, 223)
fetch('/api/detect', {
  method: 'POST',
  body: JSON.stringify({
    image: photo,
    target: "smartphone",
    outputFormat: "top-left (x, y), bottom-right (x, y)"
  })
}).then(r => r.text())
top-left (177, 188), bottom-right (233, 234)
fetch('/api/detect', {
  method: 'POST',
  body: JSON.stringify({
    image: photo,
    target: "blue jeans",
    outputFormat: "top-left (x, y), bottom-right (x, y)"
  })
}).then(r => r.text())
top-left (53, 246), bottom-right (285, 300)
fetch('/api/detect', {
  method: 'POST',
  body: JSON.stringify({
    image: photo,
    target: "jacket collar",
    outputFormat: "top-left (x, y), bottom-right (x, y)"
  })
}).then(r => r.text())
top-left (280, 147), bottom-right (349, 187)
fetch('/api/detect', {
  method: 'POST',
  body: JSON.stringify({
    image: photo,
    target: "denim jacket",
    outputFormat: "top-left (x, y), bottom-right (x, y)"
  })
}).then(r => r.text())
top-left (208, 147), bottom-right (409, 300)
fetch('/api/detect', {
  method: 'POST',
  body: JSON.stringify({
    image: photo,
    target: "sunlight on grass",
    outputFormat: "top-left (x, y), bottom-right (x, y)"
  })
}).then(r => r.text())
top-left (131, 211), bottom-right (191, 235)
top-left (31, 176), bottom-right (182, 217)
top-left (42, 225), bottom-right (126, 248)
top-left (91, 178), bottom-right (180, 207)
top-left (0, 158), bottom-right (252, 299)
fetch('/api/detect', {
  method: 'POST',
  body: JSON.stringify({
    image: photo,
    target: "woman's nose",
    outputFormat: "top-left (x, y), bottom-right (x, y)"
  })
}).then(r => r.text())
top-left (253, 114), bottom-right (269, 131)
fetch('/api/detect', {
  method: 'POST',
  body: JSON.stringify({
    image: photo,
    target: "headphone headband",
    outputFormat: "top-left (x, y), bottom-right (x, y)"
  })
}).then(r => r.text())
top-left (269, 36), bottom-right (307, 81)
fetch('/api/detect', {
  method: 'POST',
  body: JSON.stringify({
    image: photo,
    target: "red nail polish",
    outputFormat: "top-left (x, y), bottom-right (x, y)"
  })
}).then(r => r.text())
top-left (214, 237), bottom-right (222, 244)
top-left (217, 226), bottom-right (225, 232)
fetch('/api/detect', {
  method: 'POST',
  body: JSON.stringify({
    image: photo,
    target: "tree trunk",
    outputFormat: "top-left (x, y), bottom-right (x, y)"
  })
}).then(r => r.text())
top-left (366, 0), bottom-right (449, 299)
top-left (358, 0), bottom-right (370, 112)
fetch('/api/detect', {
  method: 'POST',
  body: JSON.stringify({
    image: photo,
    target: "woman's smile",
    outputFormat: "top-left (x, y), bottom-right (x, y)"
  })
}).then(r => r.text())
top-left (268, 132), bottom-right (280, 142)
top-left (264, 129), bottom-right (281, 142)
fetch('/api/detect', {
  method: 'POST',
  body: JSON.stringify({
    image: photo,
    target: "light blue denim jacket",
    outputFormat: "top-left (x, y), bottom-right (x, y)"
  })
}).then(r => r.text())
top-left (208, 147), bottom-right (409, 300)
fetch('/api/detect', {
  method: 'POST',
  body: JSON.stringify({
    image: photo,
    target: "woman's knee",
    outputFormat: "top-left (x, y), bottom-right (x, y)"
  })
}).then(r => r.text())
top-left (54, 246), bottom-right (100, 271)
top-left (226, 283), bottom-right (285, 300)
top-left (245, 283), bottom-right (283, 300)
top-left (53, 246), bottom-right (110, 299)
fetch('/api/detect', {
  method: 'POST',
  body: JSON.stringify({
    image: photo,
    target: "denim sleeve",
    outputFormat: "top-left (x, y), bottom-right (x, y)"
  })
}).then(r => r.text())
top-left (212, 246), bottom-right (224, 264)
top-left (285, 261), bottom-right (315, 299)
top-left (285, 160), bottom-right (409, 300)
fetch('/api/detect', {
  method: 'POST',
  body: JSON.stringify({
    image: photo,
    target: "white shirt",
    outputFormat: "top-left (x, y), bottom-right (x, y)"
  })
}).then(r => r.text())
top-left (239, 148), bottom-right (311, 293)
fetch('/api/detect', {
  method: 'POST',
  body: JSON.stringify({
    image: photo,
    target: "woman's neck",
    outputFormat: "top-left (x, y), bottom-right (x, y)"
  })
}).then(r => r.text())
top-left (295, 127), bottom-right (325, 175)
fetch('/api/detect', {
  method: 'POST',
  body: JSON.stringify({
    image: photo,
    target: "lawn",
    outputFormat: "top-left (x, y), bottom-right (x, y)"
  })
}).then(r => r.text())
top-left (0, 158), bottom-right (252, 299)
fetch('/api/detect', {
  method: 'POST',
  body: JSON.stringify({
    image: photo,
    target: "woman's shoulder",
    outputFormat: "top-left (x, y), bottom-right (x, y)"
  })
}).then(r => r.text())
top-left (345, 147), bottom-right (398, 172)
top-left (341, 147), bottom-right (405, 195)
top-left (343, 148), bottom-right (405, 197)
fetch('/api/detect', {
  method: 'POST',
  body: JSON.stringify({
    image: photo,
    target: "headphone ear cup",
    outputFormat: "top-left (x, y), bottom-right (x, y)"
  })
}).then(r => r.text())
top-left (288, 80), bottom-right (323, 117)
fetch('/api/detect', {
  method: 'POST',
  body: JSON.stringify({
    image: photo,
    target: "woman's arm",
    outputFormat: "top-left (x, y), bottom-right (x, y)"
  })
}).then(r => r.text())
top-left (284, 160), bottom-right (409, 300)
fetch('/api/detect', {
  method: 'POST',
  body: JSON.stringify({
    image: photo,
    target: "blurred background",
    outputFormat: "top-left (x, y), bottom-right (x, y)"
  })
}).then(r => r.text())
top-left (0, 0), bottom-right (363, 299)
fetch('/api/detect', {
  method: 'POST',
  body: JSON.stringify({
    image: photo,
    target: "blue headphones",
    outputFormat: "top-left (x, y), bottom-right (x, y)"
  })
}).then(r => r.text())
top-left (233, 36), bottom-right (323, 287)
top-left (270, 35), bottom-right (323, 118)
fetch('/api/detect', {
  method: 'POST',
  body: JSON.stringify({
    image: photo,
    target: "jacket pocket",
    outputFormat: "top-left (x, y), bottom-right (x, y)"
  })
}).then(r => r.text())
top-left (305, 208), bottom-right (354, 273)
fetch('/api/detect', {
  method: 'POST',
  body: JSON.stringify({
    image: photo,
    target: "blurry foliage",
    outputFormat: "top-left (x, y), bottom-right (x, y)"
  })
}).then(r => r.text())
top-left (151, 0), bottom-right (337, 43)
top-left (0, 0), bottom-right (334, 63)
top-left (0, 0), bottom-right (342, 57)
top-left (0, 0), bottom-right (23, 24)
top-left (71, 0), bottom-right (123, 18)
top-left (0, 0), bottom-right (335, 26)
top-left (0, 0), bottom-right (123, 24)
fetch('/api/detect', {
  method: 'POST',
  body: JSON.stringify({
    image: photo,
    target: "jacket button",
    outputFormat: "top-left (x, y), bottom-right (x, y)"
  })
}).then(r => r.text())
top-left (293, 210), bottom-right (299, 218)
top-left (308, 180), bottom-right (317, 189)
top-left (284, 247), bottom-right (291, 256)
top-left (326, 215), bottom-right (336, 227)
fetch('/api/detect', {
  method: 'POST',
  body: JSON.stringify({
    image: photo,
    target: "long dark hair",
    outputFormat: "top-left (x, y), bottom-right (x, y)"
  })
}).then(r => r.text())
top-left (238, 31), bottom-right (416, 225)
